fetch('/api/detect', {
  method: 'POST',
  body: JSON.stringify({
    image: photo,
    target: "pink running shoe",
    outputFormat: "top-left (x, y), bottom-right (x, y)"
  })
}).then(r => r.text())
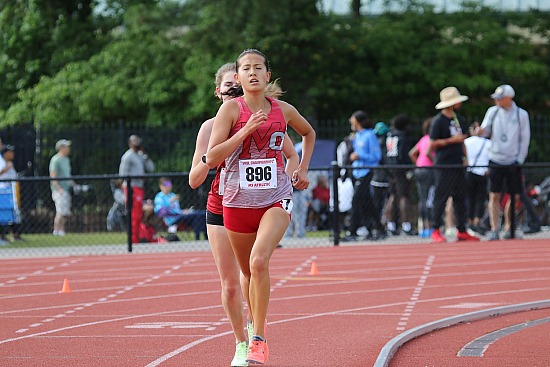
top-left (246, 338), bottom-right (269, 365)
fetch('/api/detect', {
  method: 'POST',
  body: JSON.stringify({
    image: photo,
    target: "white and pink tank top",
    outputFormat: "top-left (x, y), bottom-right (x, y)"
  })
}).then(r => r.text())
top-left (222, 96), bottom-right (292, 208)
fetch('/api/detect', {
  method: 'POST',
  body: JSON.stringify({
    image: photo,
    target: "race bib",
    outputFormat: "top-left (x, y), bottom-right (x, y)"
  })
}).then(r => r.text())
top-left (239, 158), bottom-right (277, 190)
top-left (218, 167), bottom-right (226, 195)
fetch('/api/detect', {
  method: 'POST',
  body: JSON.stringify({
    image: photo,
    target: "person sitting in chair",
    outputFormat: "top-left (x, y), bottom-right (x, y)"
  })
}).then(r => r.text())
top-left (153, 177), bottom-right (207, 241)
top-left (154, 177), bottom-right (185, 239)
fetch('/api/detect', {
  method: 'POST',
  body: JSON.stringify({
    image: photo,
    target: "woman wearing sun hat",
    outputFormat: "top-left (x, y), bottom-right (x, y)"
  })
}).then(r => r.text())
top-left (428, 87), bottom-right (480, 243)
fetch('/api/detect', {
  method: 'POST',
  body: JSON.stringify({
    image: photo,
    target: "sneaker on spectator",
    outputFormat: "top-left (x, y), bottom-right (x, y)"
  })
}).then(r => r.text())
top-left (341, 234), bottom-right (359, 242)
top-left (457, 231), bottom-right (480, 241)
top-left (503, 230), bottom-right (523, 239)
top-left (403, 228), bottom-right (418, 236)
top-left (387, 222), bottom-right (400, 235)
top-left (431, 229), bottom-right (446, 243)
top-left (445, 227), bottom-right (457, 238)
top-left (524, 226), bottom-right (541, 234)
top-left (401, 222), bottom-right (417, 236)
top-left (419, 228), bottom-right (433, 238)
top-left (469, 224), bottom-right (487, 236)
top-left (488, 231), bottom-right (500, 241)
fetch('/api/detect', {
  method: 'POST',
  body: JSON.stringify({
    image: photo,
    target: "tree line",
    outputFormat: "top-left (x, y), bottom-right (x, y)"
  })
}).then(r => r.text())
top-left (1, 0), bottom-right (549, 128)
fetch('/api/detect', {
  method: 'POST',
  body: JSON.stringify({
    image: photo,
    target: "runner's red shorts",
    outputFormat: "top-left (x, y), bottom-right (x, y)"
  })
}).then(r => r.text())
top-left (223, 201), bottom-right (290, 233)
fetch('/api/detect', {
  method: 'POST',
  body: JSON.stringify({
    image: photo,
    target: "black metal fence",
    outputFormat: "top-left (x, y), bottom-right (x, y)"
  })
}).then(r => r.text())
top-left (3, 115), bottom-right (550, 180)
top-left (0, 164), bottom-right (549, 258)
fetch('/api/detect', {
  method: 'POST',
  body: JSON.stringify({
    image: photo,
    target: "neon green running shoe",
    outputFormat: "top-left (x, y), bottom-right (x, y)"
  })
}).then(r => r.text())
top-left (247, 320), bottom-right (254, 343)
top-left (231, 341), bottom-right (248, 367)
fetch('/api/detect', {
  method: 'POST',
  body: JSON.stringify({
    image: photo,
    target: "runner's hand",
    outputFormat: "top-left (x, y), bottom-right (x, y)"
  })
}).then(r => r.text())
top-left (291, 168), bottom-right (309, 190)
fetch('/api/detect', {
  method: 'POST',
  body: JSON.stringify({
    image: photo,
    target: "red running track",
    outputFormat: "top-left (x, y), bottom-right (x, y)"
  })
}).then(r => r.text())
top-left (0, 239), bottom-right (549, 366)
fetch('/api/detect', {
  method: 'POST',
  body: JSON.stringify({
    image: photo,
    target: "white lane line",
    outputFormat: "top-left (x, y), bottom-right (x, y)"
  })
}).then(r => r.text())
top-left (2, 260), bottom-right (549, 301)
top-left (2, 283), bottom-right (548, 354)
top-left (12, 258), bottom-right (199, 334)
top-left (0, 258), bottom-right (83, 287)
top-left (274, 256), bottom-right (317, 289)
top-left (3, 273), bottom-right (550, 319)
top-left (395, 255), bottom-right (435, 331)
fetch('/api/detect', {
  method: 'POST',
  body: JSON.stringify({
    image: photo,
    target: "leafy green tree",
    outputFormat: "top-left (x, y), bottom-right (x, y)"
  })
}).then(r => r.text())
top-left (3, 1), bottom-right (192, 126)
top-left (2, 0), bottom-right (549, 128)
top-left (0, 0), bottom-right (108, 121)
top-left (180, 0), bottom-right (327, 119)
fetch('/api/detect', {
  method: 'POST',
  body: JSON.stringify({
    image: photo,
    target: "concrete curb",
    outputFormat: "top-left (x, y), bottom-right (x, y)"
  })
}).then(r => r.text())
top-left (373, 299), bottom-right (550, 367)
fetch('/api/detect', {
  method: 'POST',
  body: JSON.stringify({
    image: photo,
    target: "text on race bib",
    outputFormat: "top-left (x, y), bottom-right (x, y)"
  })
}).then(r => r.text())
top-left (239, 158), bottom-right (277, 190)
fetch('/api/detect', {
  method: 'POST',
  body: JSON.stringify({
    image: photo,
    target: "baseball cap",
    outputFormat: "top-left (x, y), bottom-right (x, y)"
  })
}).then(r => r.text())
top-left (373, 122), bottom-right (390, 136)
top-left (55, 139), bottom-right (72, 151)
top-left (1, 144), bottom-right (15, 154)
top-left (490, 84), bottom-right (515, 99)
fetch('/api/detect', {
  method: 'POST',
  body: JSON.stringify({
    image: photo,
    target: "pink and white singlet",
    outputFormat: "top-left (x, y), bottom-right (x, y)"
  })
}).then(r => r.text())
top-left (221, 96), bottom-right (292, 209)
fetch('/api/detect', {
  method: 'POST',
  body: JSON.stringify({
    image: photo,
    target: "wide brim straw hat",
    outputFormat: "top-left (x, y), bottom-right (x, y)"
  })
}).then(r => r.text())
top-left (435, 86), bottom-right (469, 109)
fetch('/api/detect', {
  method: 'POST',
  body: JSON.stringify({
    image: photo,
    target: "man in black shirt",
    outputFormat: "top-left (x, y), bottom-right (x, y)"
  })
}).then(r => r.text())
top-left (429, 87), bottom-right (480, 243)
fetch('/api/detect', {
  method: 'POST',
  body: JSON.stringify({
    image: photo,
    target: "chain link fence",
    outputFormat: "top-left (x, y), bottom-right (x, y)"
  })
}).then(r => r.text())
top-left (0, 164), bottom-right (549, 258)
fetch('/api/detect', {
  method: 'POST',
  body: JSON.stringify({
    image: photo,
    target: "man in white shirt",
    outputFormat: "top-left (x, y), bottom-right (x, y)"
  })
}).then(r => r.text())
top-left (476, 85), bottom-right (531, 240)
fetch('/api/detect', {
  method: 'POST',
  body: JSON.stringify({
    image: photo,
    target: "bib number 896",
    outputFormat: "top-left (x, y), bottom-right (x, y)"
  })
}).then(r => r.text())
top-left (246, 166), bottom-right (272, 182)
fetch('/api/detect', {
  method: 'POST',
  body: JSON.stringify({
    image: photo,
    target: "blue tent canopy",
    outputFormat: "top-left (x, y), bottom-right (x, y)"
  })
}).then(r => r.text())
top-left (293, 139), bottom-right (336, 169)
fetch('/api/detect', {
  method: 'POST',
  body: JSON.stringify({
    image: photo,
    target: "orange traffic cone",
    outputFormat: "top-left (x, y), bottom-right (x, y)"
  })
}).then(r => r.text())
top-left (309, 261), bottom-right (319, 276)
top-left (59, 278), bottom-right (71, 293)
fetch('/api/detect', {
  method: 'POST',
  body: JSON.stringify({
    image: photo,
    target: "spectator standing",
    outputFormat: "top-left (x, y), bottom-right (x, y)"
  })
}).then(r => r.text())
top-left (343, 110), bottom-right (381, 241)
top-left (464, 121), bottom-right (492, 235)
top-left (409, 118), bottom-right (435, 238)
top-left (476, 85), bottom-right (531, 240)
top-left (429, 87), bottom-right (480, 243)
top-left (370, 121), bottom-right (391, 238)
top-left (385, 114), bottom-right (416, 236)
top-left (330, 169), bottom-right (355, 233)
top-left (0, 145), bottom-right (22, 243)
top-left (119, 135), bottom-right (155, 244)
top-left (49, 139), bottom-right (76, 236)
